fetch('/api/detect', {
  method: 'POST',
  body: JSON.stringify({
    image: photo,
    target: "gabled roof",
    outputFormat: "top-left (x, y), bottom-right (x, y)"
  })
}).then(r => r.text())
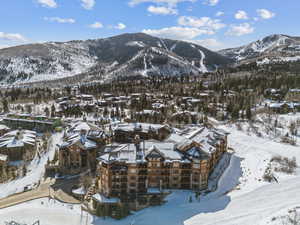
top-left (60, 133), bottom-right (97, 150)
top-left (98, 141), bottom-right (183, 164)
top-left (0, 130), bottom-right (36, 149)
top-left (0, 124), bottom-right (9, 130)
top-left (114, 123), bottom-right (171, 133)
top-left (166, 125), bottom-right (227, 155)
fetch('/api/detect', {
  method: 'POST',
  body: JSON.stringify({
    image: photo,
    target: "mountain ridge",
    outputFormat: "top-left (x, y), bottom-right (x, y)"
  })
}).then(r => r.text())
top-left (219, 34), bottom-right (300, 64)
top-left (0, 33), bottom-right (232, 85)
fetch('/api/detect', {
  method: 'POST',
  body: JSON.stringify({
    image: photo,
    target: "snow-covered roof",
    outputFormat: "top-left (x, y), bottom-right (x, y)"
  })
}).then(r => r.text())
top-left (92, 193), bottom-right (119, 203)
top-left (98, 141), bottom-right (184, 164)
top-left (60, 132), bottom-right (97, 150)
top-left (0, 124), bottom-right (9, 130)
top-left (269, 102), bottom-right (295, 109)
top-left (289, 88), bottom-right (300, 93)
top-left (167, 126), bottom-right (227, 155)
top-left (0, 153), bottom-right (8, 161)
top-left (114, 123), bottom-right (170, 133)
top-left (72, 186), bottom-right (86, 195)
top-left (67, 121), bottom-right (102, 134)
top-left (0, 129), bottom-right (36, 149)
top-left (136, 110), bottom-right (160, 115)
top-left (152, 102), bottom-right (166, 109)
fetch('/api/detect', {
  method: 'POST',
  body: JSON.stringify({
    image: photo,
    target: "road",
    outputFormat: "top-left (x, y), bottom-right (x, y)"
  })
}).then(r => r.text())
top-left (0, 179), bottom-right (80, 209)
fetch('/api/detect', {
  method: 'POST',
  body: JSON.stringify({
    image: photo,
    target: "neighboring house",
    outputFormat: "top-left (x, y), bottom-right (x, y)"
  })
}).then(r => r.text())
top-left (57, 122), bottom-right (108, 175)
top-left (0, 129), bottom-right (37, 162)
top-left (58, 130), bottom-right (98, 174)
top-left (268, 102), bottom-right (297, 114)
top-left (285, 89), bottom-right (300, 101)
top-left (3, 114), bottom-right (54, 132)
top-left (114, 123), bottom-right (171, 143)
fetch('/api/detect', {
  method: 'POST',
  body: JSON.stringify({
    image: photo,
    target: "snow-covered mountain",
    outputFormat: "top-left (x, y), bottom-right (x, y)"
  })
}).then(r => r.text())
top-left (219, 34), bottom-right (300, 65)
top-left (0, 33), bottom-right (232, 85)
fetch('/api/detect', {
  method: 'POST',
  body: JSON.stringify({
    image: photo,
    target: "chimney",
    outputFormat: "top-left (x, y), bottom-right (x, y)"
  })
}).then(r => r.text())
top-left (80, 129), bottom-right (87, 145)
top-left (135, 135), bottom-right (143, 160)
top-left (134, 135), bottom-right (141, 151)
top-left (16, 129), bottom-right (23, 140)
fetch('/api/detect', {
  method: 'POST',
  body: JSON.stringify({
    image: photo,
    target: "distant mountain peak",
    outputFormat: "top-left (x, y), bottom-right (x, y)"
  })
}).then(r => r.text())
top-left (219, 34), bottom-right (300, 64)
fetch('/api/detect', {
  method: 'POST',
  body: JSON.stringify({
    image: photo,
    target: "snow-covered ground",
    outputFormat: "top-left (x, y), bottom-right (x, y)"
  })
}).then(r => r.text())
top-left (0, 120), bottom-right (300, 225)
top-left (0, 198), bottom-right (83, 225)
top-left (0, 132), bottom-right (63, 199)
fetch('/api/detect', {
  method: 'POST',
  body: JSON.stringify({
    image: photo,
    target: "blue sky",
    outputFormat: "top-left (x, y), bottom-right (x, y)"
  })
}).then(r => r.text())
top-left (0, 0), bottom-right (298, 50)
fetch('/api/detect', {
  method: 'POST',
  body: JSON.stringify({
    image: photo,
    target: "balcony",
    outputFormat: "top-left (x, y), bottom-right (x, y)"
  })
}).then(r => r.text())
top-left (138, 170), bottom-right (148, 175)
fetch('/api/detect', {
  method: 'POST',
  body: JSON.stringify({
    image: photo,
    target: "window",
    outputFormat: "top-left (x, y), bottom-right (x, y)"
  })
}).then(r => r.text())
top-left (129, 169), bottom-right (136, 173)
top-left (193, 164), bottom-right (200, 169)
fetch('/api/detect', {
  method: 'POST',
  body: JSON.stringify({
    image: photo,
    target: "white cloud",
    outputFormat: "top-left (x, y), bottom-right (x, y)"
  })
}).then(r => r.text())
top-left (178, 16), bottom-right (226, 31)
top-left (129, 0), bottom-right (196, 7)
top-left (215, 11), bottom-right (224, 17)
top-left (226, 23), bottom-right (254, 36)
top-left (204, 0), bottom-right (219, 6)
top-left (188, 38), bottom-right (223, 50)
top-left (235, 10), bottom-right (248, 20)
top-left (147, 5), bottom-right (177, 15)
top-left (143, 26), bottom-right (214, 40)
top-left (115, 23), bottom-right (127, 30)
top-left (0, 32), bottom-right (27, 42)
top-left (37, 0), bottom-right (57, 8)
top-left (89, 22), bottom-right (103, 29)
top-left (257, 9), bottom-right (275, 19)
top-left (44, 17), bottom-right (76, 24)
top-left (81, 0), bottom-right (95, 10)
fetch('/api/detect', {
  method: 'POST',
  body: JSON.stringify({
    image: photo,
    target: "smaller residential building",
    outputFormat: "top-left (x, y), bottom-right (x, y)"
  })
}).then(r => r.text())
top-left (57, 122), bottom-right (108, 175)
top-left (0, 129), bottom-right (37, 162)
top-left (58, 131), bottom-right (98, 174)
top-left (286, 89), bottom-right (300, 101)
top-left (114, 123), bottom-right (171, 143)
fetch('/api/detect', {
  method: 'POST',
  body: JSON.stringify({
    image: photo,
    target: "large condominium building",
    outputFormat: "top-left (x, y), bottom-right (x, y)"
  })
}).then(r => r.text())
top-left (96, 125), bottom-right (228, 200)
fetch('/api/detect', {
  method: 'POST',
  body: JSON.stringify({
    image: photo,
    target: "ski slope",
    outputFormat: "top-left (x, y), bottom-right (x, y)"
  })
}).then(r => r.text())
top-left (0, 124), bottom-right (299, 225)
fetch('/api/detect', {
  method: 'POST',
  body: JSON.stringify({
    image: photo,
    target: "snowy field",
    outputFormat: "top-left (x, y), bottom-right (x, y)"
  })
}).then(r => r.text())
top-left (0, 121), bottom-right (300, 225)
